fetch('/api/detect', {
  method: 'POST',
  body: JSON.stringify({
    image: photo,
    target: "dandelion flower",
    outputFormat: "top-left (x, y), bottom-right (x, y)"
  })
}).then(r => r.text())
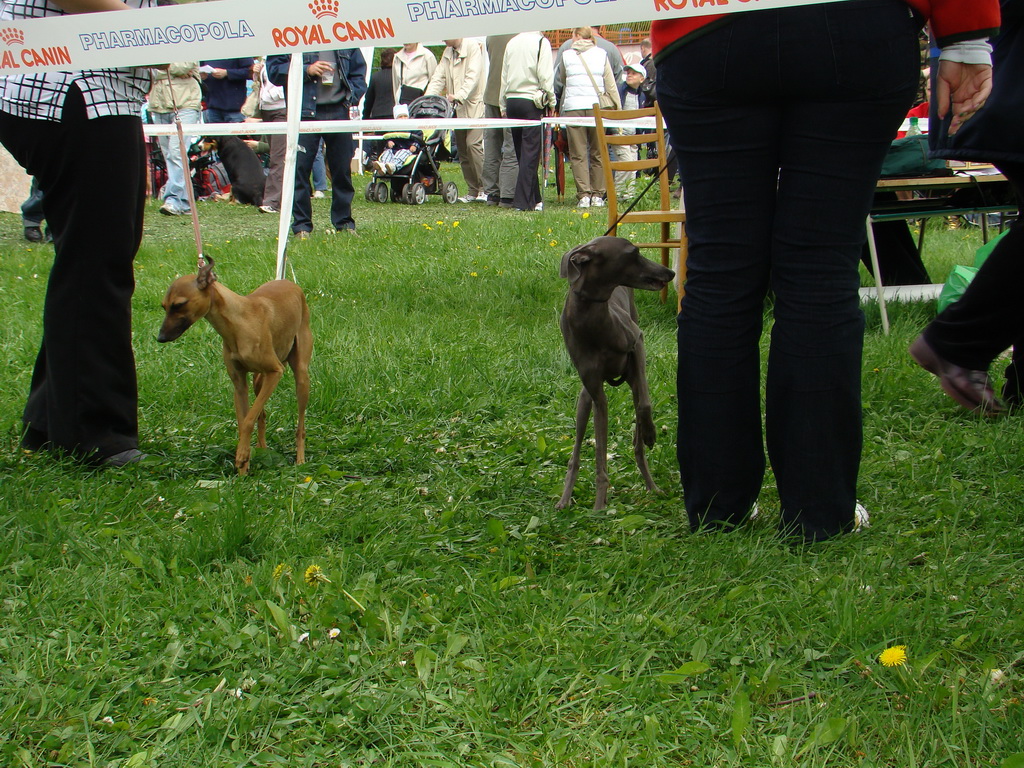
top-left (582, 212), bottom-right (590, 219)
top-left (549, 240), bottom-right (558, 247)
top-left (453, 221), bottom-right (460, 227)
top-left (879, 645), bottom-right (908, 667)
top-left (304, 564), bottom-right (330, 585)
top-left (272, 563), bottom-right (290, 581)
top-left (470, 272), bottom-right (478, 277)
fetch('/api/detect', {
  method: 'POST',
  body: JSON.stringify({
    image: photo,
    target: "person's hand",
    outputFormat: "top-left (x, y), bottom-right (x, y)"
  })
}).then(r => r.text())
top-left (252, 60), bottom-right (263, 77)
top-left (243, 139), bottom-right (259, 149)
top-left (307, 61), bottom-right (333, 79)
top-left (211, 68), bottom-right (228, 80)
top-left (936, 60), bottom-right (993, 135)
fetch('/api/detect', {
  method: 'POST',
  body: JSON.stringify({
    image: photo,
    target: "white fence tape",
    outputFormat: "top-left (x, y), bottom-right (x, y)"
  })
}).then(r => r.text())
top-left (0, 0), bottom-right (854, 76)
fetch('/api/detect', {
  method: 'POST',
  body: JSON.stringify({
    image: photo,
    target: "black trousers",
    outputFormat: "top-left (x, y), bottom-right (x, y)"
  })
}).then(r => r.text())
top-left (0, 86), bottom-right (144, 459)
top-left (505, 98), bottom-right (543, 211)
top-left (924, 163), bottom-right (1024, 378)
top-left (658, 1), bottom-right (920, 541)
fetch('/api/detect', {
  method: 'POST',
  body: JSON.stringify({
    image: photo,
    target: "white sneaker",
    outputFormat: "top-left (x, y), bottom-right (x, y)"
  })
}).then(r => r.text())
top-left (591, 196), bottom-right (605, 207)
top-left (384, 163), bottom-right (397, 174)
top-left (534, 202), bottom-right (544, 211)
top-left (457, 195), bottom-right (476, 203)
top-left (474, 194), bottom-right (489, 202)
top-left (312, 190), bottom-right (326, 199)
top-left (854, 503), bottom-right (871, 531)
top-left (258, 205), bottom-right (278, 214)
top-left (578, 196), bottom-right (591, 208)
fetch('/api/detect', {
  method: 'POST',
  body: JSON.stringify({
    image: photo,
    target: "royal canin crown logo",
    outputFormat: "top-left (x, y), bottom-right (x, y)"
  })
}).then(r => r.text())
top-left (0, 27), bottom-right (25, 46)
top-left (308, 0), bottom-right (339, 19)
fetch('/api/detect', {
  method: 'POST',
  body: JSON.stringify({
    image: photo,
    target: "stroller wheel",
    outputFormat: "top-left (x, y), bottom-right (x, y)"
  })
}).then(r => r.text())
top-left (401, 184), bottom-right (414, 205)
top-left (409, 182), bottom-right (427, 205)
top-left (373, 181), bottom-right (389, 203)
top-left (364, 181), bottom-right (376, 202)
top-left (442, 181), bottom-right (459, 204)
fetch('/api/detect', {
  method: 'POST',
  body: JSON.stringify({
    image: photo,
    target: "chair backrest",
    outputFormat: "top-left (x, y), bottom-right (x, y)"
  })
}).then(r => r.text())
top-left (592, 101), bottom-right (674, 227)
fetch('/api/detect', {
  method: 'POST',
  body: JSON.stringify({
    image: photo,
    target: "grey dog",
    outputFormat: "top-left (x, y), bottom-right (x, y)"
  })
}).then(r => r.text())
top-left (557, 236), bottom-right (675, 510)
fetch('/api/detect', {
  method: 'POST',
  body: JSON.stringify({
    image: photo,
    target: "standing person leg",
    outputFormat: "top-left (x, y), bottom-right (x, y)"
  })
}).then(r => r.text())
top-left (506, 98), bottom-right (543, 211)
top-left (563, 110), bottom-right (592, 202)
top-left (482, 104), bottom-right (503, 203)
top-left (0, 85), bottom-right (144, 461)
top-left (152, 108), bottom-right (199, 215)
top-left (21, 176), bottom-right (46, 240)
top-left (913, 165), bottom-right (1024, 373)
top-left (587, 125), bottom-right (607, 203)
top-left (459, 126), bottom-right (485, 198)
top-left (768, 62), bottom-right (917, 540)
top-left (260, 107), bottom-right (288, 212)
top-left (291, 132), bottom-right (319, 234)
top-left (311, 139), bottom-right (328, 196)
top-left (323, 123), bottom-right (356, 232)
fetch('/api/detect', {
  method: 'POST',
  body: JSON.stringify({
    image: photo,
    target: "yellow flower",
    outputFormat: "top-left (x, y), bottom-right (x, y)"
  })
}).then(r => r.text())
top-left (582, 212), bottom-right (590, 219)
top-left (879, 645), bottom-right (908, 667)
top-left (272, 563), bottom-right (290, 581)
top-left (549, 240), bottom-right (558, 247)
top-left (453, 221), bottom-right (460, 227)
top-left (470, 272), bottom-right (478, 277)
top-left (423, 224), bottom-right (433, 230)
top-left (304, 564), bottom-right (330, 585)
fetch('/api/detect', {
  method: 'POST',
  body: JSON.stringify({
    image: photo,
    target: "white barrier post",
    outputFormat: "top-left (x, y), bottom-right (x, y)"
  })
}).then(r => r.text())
top-left (276, 51), bottom-right (303, 281)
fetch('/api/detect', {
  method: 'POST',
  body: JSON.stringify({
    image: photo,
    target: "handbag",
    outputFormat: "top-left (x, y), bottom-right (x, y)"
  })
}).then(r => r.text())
top-left (396, 60), bottom-right (424, 105)
top-left (577, 51), bottom-right (616, 110)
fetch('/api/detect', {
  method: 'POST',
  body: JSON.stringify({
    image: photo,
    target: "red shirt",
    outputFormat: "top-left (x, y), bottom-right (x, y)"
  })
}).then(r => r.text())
top-left (651, 0), bottom-right (1000, 57)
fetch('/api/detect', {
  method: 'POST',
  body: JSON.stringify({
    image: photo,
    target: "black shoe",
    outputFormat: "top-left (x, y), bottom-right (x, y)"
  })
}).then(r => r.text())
top-left (498, 199), bottom-right (514, 209)
top-left (103, 448), bottom-right (147, 467)
top-left (43, 228), bottom-right (53, 243)
top-left (24, 225), bottom-right (43, 242)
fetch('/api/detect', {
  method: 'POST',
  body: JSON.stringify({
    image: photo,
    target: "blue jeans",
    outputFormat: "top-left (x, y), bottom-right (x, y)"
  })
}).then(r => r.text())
top-left (151, 109), bottom-right (201, 213)
top-left (658, 0), bottom-right (920, 540)
top-left (311, 139), bottom-right (328, 192)
top-left (292, 105), bottom-right (355, 232)
top-left (203, 107), bottom-right (244, 124)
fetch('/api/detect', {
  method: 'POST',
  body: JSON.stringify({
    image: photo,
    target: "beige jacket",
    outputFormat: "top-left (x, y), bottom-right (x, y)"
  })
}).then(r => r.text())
top-left (147, 62), bottom-right (201, 113)
top-left (425, 39), bottom-right (486, 118)
top-left (392, 45), bottom-right (437, 101)
top-left (499, 31), bottom-right (554, 112)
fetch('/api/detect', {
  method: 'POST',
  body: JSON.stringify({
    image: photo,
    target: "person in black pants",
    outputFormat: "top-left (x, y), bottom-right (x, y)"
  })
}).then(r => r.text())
top-left (267, 48), bottom-right (367, 235)
top-left (652, 0), bottom-right (997, 541)
top-left (910, 0), bottom-right (1023, 413)
top-left (499, 31), bottom-right (555, 212)
top-left (0, 0), bottom-right (157, 466)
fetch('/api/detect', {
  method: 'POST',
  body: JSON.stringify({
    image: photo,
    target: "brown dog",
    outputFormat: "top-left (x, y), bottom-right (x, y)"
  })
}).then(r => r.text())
top-left (557, 236), bottom-right (674, 510)
top-left (158, 256), bottom-right (312, 474)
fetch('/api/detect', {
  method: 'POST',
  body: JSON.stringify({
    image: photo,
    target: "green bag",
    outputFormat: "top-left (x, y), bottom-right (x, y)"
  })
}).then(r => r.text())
top-left (937, 229), bottom-right (1011, 312)
top-left (879, 134), bottom-right (949, 178)
top-left (938, 264), bottom-right (977, 313)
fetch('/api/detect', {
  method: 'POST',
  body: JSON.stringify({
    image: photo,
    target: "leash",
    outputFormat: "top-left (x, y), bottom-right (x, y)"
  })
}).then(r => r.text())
top-left (602, 150), bottom-right (675, 238)
top-left (163, 67), bottom-right (205, 272)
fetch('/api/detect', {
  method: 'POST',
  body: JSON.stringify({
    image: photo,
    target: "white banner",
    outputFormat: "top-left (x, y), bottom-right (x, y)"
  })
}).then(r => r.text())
top-left (0, 0), bottom-right (852, 76)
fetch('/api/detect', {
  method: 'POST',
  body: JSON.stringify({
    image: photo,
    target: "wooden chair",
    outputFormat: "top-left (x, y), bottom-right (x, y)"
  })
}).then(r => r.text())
top-left (593, 101), bottom-right (687, 305)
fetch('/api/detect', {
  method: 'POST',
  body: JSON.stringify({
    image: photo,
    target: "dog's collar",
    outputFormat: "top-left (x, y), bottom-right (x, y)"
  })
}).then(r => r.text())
top-left (570, 286), bottom-right (610, 303)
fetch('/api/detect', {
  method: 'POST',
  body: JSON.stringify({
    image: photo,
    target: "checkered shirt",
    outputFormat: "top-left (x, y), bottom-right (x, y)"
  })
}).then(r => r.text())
top-left (0, 0), bottom-right (157, 121)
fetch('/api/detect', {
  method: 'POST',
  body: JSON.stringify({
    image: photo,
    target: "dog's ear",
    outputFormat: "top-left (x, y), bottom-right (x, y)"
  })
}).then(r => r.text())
top-left (196, 254), bottom-right (218, 290)
top-left (560, 245), bottom-right (592, 284)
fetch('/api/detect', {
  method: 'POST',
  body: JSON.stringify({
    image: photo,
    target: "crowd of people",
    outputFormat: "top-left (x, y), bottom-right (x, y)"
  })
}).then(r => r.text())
top-left (135, 30), bottom-right (658, 230)
top-left (2, 1), bottom-right (1017, 549)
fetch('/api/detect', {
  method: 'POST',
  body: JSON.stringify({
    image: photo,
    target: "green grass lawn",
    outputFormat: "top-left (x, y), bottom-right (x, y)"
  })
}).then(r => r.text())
top-left (0, 169), bottom-right (1021, 767)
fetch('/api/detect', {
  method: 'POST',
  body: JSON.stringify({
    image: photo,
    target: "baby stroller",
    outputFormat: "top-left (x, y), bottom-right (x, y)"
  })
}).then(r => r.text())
top-left (363, 95), bottom-right (460, 205)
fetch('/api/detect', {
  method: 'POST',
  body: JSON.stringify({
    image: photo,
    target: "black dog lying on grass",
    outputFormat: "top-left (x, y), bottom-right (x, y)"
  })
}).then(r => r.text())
top-left (201, 135), bottom-right (266, 207)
